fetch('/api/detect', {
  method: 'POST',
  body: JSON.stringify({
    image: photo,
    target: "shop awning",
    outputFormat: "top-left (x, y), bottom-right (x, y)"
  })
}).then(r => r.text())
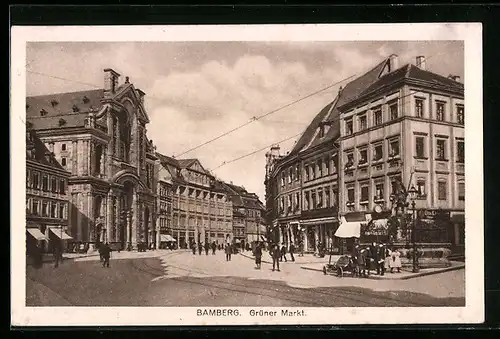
top-left (160, 234), bottom-right (176, 242)
top-left (300, 216), bottom-right (338, 225)
top-left (49, 228), bottom-right (73, 240)
top-left (334, 216), bottom-right (362, 238)
top-left (27, 228), bottom-right (48, 241)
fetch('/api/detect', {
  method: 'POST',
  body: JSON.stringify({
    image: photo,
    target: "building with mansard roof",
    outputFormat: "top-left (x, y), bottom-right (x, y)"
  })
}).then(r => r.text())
top-left (155, 153), bottom-right (233, 248)
top-left (265, 54), bottom-right (465, 255)
top-left (26, 126), bottom-right (71, 256)
top-left (26, 69), bottom-right (158, 252)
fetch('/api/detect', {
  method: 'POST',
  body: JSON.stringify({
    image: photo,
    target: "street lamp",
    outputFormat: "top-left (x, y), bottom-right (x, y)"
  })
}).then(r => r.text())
top-left (407, 184), bottom-right (419, 273)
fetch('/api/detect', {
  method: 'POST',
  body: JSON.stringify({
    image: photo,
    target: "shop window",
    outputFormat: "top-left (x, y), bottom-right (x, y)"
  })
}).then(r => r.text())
top-left (438, 181), bottom-right (448, 200)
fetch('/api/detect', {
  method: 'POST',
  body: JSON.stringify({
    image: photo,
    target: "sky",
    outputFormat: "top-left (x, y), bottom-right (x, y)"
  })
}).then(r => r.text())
top-left (26, 40), bottom-right (464, 201)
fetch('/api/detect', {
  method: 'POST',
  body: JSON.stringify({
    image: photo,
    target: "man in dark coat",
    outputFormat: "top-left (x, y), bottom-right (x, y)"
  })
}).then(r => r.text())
top-left (280, 243), bottom-right (287, 262)
top-left (192, 242), bottom-right (196, 255)
top-left (198, 242), bottom-right (203, 255)
top-left (211, 241), bottom-right (217, 255)
top-left (254, 242), bottom-right (263, 269)
top-left (289, 242), bottom-right (296, 262)
top-left (364, 246), bottom-right (372, 276)
top-left (377, 243), bottom-right (386, 276)
top-left (205, 241), bottom-right (209, 255)
top-left (271, 243), bottom-right (280, 272)
top-left (53, 240), bottom-right (63, 268)
top-left (101, 242), bottom-right (112, 268)
top-left (225, 243), bottom-right (232, 261)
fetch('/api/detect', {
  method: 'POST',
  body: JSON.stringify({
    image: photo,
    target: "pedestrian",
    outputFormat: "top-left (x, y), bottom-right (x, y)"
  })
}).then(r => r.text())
top-left (390, 248), bottom-right (402, 273)
top-left (280, 243), bottom-right (287, 262)
top-left (357, 247), bottom-right (367, 277)
top-left (299, 241), bottom-right (304, 257)
top-left (289, 242), bottom-right (295, 262)
top-left (211, 241), bottom-right (216, 255)
top-left (271, 243), bottom-right (280, 272)
top-left (205, 242), bottom-right (209, 255)
top-left (198, 242), bottom-right (203, 255)
top-left (377, 243), bottom-right (386, 276)
top-left (364, 246), bottom-right (372, 276)
top-left (254, 242), bottom-right (262, 269)
top-left (384, 247), bottom-right (393, 273)
top-left (225, 243), bottom-right (232, 261)
top-left (101, 242), bottom-right (111, 268)
top-left (53, 240), bottom-right (63, 268)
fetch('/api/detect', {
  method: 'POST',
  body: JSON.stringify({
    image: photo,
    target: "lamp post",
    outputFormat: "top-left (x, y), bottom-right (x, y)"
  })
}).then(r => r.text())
top-left (407, 185), bottom-right (419, 273)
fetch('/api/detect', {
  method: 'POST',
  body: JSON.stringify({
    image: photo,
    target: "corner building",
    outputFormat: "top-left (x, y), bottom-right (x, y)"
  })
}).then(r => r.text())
top-left (26, 69), bottom-right (157, 251)
top-left (337, 55), bottom-right (464, 251)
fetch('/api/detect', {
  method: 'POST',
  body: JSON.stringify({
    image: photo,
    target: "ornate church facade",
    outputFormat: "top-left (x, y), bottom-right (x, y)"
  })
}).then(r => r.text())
top-left (26, 68), bottom-right (158, 251)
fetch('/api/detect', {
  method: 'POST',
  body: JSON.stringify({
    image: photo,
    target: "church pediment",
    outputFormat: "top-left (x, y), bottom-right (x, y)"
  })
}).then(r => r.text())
top-left (113, 84), bottom-right (150, 124)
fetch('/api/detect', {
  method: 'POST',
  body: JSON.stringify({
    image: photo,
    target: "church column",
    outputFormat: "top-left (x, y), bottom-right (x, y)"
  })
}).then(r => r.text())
top-left (131, 191), bottom-right (138, 249)
top-left (106, 192), bottom-right (113, 243)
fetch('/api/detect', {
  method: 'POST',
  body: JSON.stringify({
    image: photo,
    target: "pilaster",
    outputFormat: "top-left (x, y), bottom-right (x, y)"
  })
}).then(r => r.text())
top-left (106, 192), bottom-right (113, 242)
top-left (132, 191), bottom-right (138, 248)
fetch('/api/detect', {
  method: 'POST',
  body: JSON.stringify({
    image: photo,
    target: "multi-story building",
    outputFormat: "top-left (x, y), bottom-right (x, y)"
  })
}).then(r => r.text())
top-left (265, 53), bottom-right (464, 254)
top-left (26, 68), bottom-right (157, 251)
top-left (337, 54), bottom-right (464, 251)
top-left (156, 154), bottom-right (233, 247)
top-left (26, 127), bottom-right (71, 255)
top-left (223, 183), bottom-right (266, 245)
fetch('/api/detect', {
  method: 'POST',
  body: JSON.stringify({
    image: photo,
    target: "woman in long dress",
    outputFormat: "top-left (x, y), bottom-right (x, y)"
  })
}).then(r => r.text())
top-left (384, 247), bottom-right (392, 273)
top-left (390, 248), bottom-right (402, 273)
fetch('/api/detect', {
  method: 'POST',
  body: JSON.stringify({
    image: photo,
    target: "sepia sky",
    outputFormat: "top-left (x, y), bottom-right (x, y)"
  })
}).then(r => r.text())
top-left (26, 41), bottom-right (464, 201)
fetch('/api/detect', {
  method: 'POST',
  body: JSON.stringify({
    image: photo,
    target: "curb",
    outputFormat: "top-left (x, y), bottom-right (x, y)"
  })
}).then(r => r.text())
top-left (300, 264), bottom-right (465, 280)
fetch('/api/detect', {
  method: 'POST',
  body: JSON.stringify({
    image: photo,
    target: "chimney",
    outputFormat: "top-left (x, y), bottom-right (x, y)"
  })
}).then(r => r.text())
top-left (389, 54), bottom-right (399, 72)
top-left (448, 74), bottom-right (461, 82)
top-left (104, 68), bottom-right (121, 96)
top-left (416, 56), bottom-right (426, 70)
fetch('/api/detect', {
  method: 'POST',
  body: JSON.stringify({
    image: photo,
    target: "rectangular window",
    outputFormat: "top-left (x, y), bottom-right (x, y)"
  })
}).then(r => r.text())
top-left (61, 157), bottom-right (67, 167)
top-left (295, 165), bottom-right (299, 181)
top-left (42, 201), bottom-right (48, 217)
top-left (389, 139), bottom-right (400, 157)
top-left (389, 101), bottom-right (398, 120)
top-left (374, 108), bottom-right (382, 126)
top-left (325, 189), bottom-right (331, 207)
top-left (304, 192), bottom-right (309, 210)
top-left (26, 170), bottom-right (31, 188)
top-left (457, 105), bottom-right (464, 125)
top-left (326, 157), bottom-right (332, 175)
top-left (438, 181), bottom-right (447, 200)
top-left (373, 144), bottom-right (383, 161)
top-left (51, 203), bottom-right (57, 218)
top-left (436, 139), bottom-right (446, 160)
top-left (360, 185), bottom-right (369, 202)
top-left (359, 114), bottom-right (367, 130)
top-left (417, 179), bottom-right (426, 198)
top-left (42, 176), bottom-right (48, 191)
top-left (304, 165), bottom-right (309, 181)
top-left (51, 177), bottom-right (57, 193)
top-left (317, 159), bottom-right (323, 177)
top-left (345, 118), bottom-right (353, 136)
top-left (359, 149), bottom-right (368, 164)
top-left (61, 143), bottom-right (67, 151)
top-left (415, 98), bottom-right (424, 118)
top-left (317, 191), bottom-right (323, 208)
top-left (458, 182), bottom-right (465, 201)
top-left (436, 102), bottom-right (445, 121)
top-left (457, 141), bottom-right (465, 163)
top-left (375, 183), bottom-right (384, 200)
top-left (33, 172), bottom-right (39, 189)
top-left (32, 200), bottom-right (39, 216)
top-left (415, 136), bottom-right (425, 158)
top-left (346, 153), bottom-right (354, 167)
top-left (347, 188), bottom-right (355, 203)
top-left (311, 192), bottom-right (317, 209)
top-left (391, 178), bottom-right (401, 195)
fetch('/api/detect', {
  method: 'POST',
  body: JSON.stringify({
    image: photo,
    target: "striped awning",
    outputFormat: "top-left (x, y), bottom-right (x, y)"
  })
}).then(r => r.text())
top-left (27, 228), bottom-right (48, 241)
top-left (160, 234), bottom-right (176, 242)
top-left (49, 228), bottom-right (73, 240)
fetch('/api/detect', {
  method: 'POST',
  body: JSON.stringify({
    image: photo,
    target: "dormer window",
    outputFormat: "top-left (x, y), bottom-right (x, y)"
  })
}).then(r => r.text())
top-left (40, 109), bottom-right (48, 116)
top-left (72, 104), bottom-right (80, 112)
top-left (58, 118), bottom-right (66, 127)
top-left (51, 100), bottom-right (59, 107)
top-left (82, 96), bottom-right (90, 104)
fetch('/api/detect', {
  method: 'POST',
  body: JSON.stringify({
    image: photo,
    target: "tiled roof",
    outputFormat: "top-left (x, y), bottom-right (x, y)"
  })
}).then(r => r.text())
top-left (157, 153), bottom-right (180, 168)
top-left (27, 113), bottom-right (88, 130)
top-left (407, 64), bottom-right (464, 89)
top-left (289, 57), bottom-right (390, 156)
top-left (26, 128), bottom-right (66, 172)
top-left (177, 159), bottom-right (197, 168)
top-left (26, 89), bottom-right (104, 118)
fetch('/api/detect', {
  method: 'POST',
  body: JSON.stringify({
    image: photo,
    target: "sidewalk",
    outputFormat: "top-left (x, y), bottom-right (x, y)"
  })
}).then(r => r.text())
top-left (300, 261), bottom-right (465, 280)
top-left (239, 250), bottom-right (338, 265)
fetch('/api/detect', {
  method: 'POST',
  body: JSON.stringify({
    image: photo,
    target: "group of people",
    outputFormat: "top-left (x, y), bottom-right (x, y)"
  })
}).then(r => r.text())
top-left (190, 240), bottom-right (235, 261)
top-left (252, 242), bottom-right (298, 271)
top-left (353, 242), bottom-right (402, 277)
